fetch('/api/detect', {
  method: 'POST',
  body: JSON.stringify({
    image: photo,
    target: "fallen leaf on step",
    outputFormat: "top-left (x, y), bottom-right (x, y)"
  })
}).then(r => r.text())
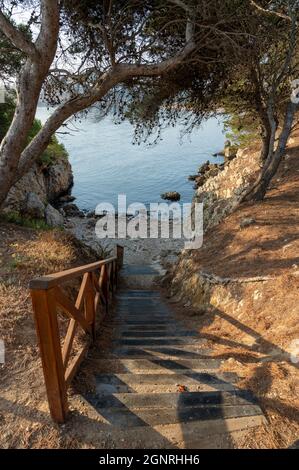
top-left (177, 384), bottom-right (188, 392)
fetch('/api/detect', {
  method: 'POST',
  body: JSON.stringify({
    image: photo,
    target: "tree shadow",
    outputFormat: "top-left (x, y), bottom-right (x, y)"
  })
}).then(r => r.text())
top-left (190, 170), bottom-right (299, 278)
top-left (198, 306), bottom-right (298, 370)
top-left (80, 296), bottom-right (268, 449)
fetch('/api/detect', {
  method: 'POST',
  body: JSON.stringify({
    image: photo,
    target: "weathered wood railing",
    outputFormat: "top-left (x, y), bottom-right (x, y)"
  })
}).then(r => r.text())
top-left (29, 245), bottom-right (124, 423)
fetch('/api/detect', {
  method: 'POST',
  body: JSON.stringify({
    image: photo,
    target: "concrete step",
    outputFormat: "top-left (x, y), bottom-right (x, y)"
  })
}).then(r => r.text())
top-left (118, 330), bottom-right (198, 338)
top-left (117, 289), bottom-right (161, 298)
top-left (71, 402), bottom-right (265, 448)
top-left (102, 320), bottom-right (176, 327)
top-left (111, 341), bottom-right (207, 351)
top-left (94, 371), bottom-right (238, 394)
top-left (90, 358), bottom-right (223, 374)
top-left (116, 325), bottom-right (197, 333)
top-left (114, 337), bottom-right (202, 347)
top-left (165, 416), bottom-right (266, 449)
top-left (115, 310), bottom-right (172, 317)
top-left (119, 267), bottom-right (160, 289)
top-left (100, 346), bottom-right (212, 360)
top-left (90, 389), bottom-right (258, 410)
top-left (116, 299), bottom-right (169, 306)
top-left (114, 315), bottom-right (174, 321)
top-left (86, 402), bottom-right (263, 428)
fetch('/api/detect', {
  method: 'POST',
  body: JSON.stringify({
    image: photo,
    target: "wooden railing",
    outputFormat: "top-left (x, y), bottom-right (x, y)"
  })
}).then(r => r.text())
top-left (29, 245), bottom-right (124, 423)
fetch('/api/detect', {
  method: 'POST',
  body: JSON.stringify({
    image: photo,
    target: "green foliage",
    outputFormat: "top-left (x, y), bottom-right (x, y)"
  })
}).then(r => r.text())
top-left (0, 22), bottom-right (31, 80)
top-left (1, 211), bottom-right (52, 230)
top-left (223, 112), bottom-right (260, 149)
top-left (40, 136), bottom-right (68, 167)
top-left (27, 119), bottom-right (69, 167)
top-left (0, 99), bottom-right (68, 166)
top-left (0, 94), bottom-right (15, 141)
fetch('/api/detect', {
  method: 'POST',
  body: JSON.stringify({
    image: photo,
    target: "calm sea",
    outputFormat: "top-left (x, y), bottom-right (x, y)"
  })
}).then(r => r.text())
top-left (36, 108), bottom-right (224, 211)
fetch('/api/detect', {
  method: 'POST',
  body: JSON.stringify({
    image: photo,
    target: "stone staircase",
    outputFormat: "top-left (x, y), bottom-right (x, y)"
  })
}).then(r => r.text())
top-left (82, 265), bottom-right (265, 448)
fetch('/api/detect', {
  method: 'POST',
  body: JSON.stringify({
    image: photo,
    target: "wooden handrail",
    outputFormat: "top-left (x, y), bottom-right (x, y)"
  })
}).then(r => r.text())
top-left (29, 256), bottom-right (117, 290)
top-left (30, 244), bottom-right (124, 423)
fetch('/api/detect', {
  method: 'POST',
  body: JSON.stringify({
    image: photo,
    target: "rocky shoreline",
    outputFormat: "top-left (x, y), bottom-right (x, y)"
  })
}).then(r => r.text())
top-left (2, 141), bottom-right (261, 271)
top-left (3, 156), bottom-right (74, 226)
top-left (194, 145), bottom-right (261, 232)
top-left (65, 214), bottom-right (184, 269)
top-left (62, 144), bottom-right (261, 270)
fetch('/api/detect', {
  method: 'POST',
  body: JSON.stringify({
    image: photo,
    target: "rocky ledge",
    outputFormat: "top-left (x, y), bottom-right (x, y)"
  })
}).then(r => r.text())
top-left (3, 157), bottom-right (73, 226)
top-left (193, 146), bottom-right (261, 232)
top-left (4, 157), bottom-right (73, 216)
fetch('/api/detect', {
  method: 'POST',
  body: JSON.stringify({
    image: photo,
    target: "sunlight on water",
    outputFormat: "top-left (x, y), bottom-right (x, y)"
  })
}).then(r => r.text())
top-left (36, 108), bottom-right (225, 211)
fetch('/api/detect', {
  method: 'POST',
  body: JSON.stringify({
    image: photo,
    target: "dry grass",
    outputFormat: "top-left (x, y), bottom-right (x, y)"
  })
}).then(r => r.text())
top-left (0, 223), bottom-right (99, 448)
top-left (172, 278), bottom-right (299, 448)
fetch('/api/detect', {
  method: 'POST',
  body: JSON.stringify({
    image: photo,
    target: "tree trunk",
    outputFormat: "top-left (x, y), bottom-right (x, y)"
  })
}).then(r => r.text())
top-left (0, 61), bottom-right (45, 206)
top-left (242, 101), bottom-right (297, 202)
top-left (260, 127), bottom-right (271, 162)
top-left (0, 0), bottom-right (59, 208)
top-left (0, 1), bottom-right (195, 210)
top-left (244, 148), bottom-right (284, 201)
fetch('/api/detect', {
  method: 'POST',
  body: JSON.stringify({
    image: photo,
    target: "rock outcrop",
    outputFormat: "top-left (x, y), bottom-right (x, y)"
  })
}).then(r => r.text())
top-left (164, 144), bottom-right (263, 311)
top-left (62, 203), bottom-right (85, 218)
top-left (3, 158), bottom-right (73, 213)
top-left (45, 204), bottom-right (64, 227)
top-left (194, 146), bottom-right (261, 232)
top-left (190, 161), bottom-right (224, 190)
top-left (161, 191), bottom-right (181, 202)
top-left (22, 192), bottom-right (45, 219)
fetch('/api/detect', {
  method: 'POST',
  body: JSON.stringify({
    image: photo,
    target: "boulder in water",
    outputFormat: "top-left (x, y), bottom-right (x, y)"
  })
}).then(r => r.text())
top-left (161, 191), bottom-right (181, 202)
top-left (62, 203), bottom-right (85, 218)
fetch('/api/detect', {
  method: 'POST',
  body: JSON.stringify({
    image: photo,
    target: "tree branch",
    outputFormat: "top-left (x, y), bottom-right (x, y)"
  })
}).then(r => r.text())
top-left (167, 0), bottom-right (194, 42)
top-left (249, 0), bottom-right (292, 21)
top-left (16, 0), bottom-right (196, 179)
top-left (167, 0), bottom-right (193, 15)
top-left (0, 9), bottom-right (38, 58)
top-left (17, 30), bottom-right (196, 179)
top-left (35, 0), bottom-right (60, 58)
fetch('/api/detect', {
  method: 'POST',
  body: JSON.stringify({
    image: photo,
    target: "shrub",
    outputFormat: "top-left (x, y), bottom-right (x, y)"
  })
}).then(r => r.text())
top-left (0, 98), bottom-right (69, 167)
top-left (1, 211), bottom-right (53, 230)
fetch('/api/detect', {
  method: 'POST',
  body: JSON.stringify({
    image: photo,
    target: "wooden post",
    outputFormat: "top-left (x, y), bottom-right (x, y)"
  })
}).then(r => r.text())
top-left (111, 260), bottom-right (116, 293)
top-left (84, 273), bottom-right (96, 340)
top-left (30, 287), bottom-right (68, 423)
top-left (102, 265), bottom-right (109, 313)
top-left (117, 244), bottom-right (124, 270)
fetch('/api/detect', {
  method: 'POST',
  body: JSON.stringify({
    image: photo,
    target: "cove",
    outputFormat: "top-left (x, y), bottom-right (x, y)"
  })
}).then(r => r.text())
top-left (36, 107), bottom-right (225, 211)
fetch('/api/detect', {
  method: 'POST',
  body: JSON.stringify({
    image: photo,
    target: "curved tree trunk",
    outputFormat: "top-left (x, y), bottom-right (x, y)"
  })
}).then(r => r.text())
top-left (0, 0), bottom-right (196, 209)
top-left (0, 0), bottom-right (60, 208)
top-left (242, 101), bottom-right (297, 202)
top-left (260, 127), bottom-right (271, 162)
